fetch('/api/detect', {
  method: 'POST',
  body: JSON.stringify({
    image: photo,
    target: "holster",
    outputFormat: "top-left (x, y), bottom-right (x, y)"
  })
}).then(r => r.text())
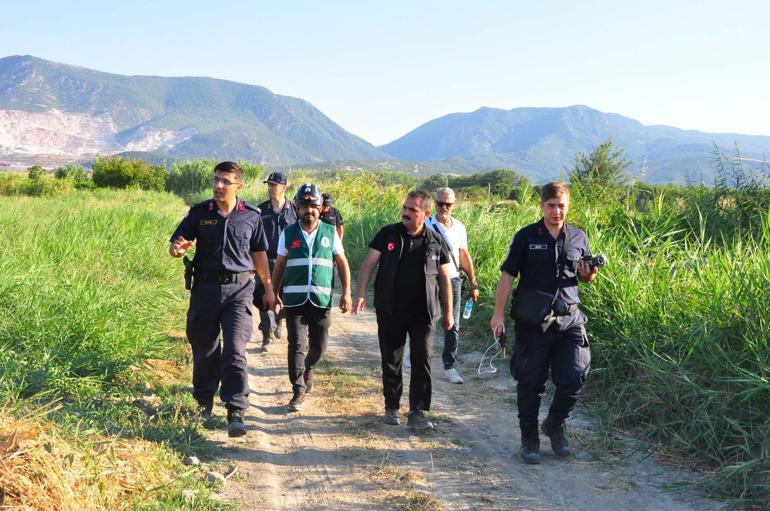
top-left (183, 256), bottom-right (194, 290)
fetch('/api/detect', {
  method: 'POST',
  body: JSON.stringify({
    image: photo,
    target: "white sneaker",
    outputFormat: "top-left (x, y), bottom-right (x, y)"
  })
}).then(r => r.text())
top-left (444, 367), bottom-right (464, 384)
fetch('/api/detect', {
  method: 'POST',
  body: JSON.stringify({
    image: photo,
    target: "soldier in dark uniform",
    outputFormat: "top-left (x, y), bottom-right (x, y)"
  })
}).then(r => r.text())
top-left (169, 161), bottom-right (276, 438)
top-left (490, 181), bottom-right (599, 464)
top-left (353, 190), bottom-right (453, 431)
top-left (320, 193), bottom-right (344, 288)
top-left (255, 171), bottom-right (297, 350)
top-left (320, 193), bottom-right (344, 240)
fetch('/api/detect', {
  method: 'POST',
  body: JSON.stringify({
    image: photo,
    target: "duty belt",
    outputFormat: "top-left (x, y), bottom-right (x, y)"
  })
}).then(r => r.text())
top-left (195, 269), bottom-right (252, 284)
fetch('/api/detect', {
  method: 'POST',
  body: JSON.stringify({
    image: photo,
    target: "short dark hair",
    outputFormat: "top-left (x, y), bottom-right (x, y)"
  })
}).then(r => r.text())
top-left (214, 161), bottom-right (244, 181)
top-left (540, 181), bottom-right (570, 202)
top-left (407, 190), bottom-right (432, 212)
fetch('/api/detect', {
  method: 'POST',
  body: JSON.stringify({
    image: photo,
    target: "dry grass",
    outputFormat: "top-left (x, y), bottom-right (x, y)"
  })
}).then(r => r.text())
top-left (0, 405), bottom-right (178, 510)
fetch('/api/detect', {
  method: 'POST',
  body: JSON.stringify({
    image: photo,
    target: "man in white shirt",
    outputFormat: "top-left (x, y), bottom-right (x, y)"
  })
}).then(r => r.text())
top-left (271, 184), bottom-right (351, 411)
top-left (425, 187), bottom-right (479, 384)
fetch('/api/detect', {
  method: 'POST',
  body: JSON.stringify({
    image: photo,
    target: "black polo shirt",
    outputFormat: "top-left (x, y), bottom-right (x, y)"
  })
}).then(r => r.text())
top-left (170, 198), bottom-right (268, 273)
top-left (370, 223), bottom-right (450, 319)
top-left (500, 218), bottom-right (590, 305)
top-left (258, 198), bottom-right (298, 259)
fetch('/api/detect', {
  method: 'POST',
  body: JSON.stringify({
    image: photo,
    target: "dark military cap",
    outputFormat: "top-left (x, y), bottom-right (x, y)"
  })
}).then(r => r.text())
top-left (322, 193), bottom-right (333, 207)
top-left (264, 171), bottom-right (287, 185)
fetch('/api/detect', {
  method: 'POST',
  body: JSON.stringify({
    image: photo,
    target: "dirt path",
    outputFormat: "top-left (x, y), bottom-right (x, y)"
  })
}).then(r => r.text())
top-left (209, 306), bottom-right (719, 510)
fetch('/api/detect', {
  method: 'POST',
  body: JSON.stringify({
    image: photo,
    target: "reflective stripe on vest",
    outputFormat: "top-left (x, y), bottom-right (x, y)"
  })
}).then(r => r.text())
top-left (282, 222), bottom-right (335, 308)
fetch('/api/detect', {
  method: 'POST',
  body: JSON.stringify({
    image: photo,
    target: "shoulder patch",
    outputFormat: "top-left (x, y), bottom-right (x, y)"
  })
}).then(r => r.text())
top-left (241, 201), bottom-right (261, 213)
top-left (190, 199), bottom-right (213, 210)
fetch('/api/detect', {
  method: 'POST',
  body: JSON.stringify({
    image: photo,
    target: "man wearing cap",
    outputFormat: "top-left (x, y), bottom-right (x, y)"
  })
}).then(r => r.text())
top-left (169, 161), bottom-right (276, 437)
top-left (255, 171), bottom-right (297, 350)
top-left (320, 194), bottom-right (344, 240)
top-left (271, 183), bottom-right (352, 411)
top-left (425, 187), bottom-right (480, 384)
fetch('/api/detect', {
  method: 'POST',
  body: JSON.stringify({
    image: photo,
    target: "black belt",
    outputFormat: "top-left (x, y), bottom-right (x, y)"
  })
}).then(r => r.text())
top-left (195, 269), bottom-right (252, 284)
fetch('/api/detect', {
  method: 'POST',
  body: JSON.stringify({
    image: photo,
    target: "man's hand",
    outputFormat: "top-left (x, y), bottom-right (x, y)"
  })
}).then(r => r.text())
top-left (273, 294), bottom-right (283, 314)
top-left (263, 286), bottom-right (277, 311)
top-left (352, 296), bottom-right (366, 315)
top-left (169, 236), bottom-right (193, 257)
top-left (340, 293), bottom-right (352, 313)
top-left (470, 285), bottom-right (480, 302)
top-left (578, 260), bottom-right (599, 282)
top-left (490, 313), bottom-right (506, 335)
top-left (442, 315), bottom-right (454, 332)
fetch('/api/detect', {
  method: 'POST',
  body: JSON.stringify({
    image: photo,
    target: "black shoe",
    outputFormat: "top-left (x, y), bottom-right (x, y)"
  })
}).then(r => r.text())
top-left (383, 408), bottom-right (400, 426)
top-left (541, 416), bottom-right (571, 457)
top-left (406, 410), bottom-right (434, 431)
top-left (520, 435), bottom-right (541, 464)
top-left (261, 338), bottom-right (272, 351)
top-left (303, 368), bottom-right (315, 394)
top-left (227, 408), bottom-right (247, 438)
top-left (197, 399), bottom-right (213, 420)
top-left (288, 390), bottom-right (305, 412)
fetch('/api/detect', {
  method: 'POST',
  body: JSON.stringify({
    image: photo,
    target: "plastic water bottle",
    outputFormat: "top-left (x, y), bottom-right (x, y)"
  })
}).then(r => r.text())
top-left (463, 298), bottom-right (473, 319)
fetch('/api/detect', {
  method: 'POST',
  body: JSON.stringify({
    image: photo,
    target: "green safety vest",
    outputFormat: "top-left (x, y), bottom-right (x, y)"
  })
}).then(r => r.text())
top-left (282, 222), bottom-right (335, 308)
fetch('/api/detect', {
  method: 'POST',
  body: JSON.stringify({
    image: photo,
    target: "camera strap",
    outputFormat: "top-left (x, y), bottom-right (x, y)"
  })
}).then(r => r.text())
top-left (540, 225), bottom-right (571, 331)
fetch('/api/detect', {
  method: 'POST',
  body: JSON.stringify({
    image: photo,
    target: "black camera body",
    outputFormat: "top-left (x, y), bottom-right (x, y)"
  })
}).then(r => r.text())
top-left (581, 254), bottom-right (607, 270)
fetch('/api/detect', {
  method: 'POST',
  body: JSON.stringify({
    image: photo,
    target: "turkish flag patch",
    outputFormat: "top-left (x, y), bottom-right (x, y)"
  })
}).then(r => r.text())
top-left (290, 239), bottom-right (302, 249)
top-left (387, 241), bottom-right (396, 252)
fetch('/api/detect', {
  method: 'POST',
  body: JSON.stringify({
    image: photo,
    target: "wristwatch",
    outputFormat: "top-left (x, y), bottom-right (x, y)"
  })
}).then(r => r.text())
top-left (470, 283), bottom-right (479, 291)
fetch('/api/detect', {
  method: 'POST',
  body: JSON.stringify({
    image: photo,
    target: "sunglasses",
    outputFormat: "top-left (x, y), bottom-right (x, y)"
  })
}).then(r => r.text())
top-left (212, 176), bottom-right (238, 186)
top-left (436, 201), bottom-right (454, 208)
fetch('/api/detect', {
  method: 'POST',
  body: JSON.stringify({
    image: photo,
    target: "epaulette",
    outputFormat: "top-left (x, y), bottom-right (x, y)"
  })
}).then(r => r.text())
top-left (241, 200), bottom-right (261, 214)
top-left (190, 199), bottom-right (215, 210)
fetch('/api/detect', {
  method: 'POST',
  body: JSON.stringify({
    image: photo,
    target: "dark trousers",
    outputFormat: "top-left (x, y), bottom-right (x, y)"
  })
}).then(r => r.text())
top-left (255, 258), bottom-right (284, 340)
top-left (376, 310), bottom-right (435, 411)
top-left (510, 315), bottom-right (591, 424)
top-left (285, 302), bottom-right (331, 393)
top-left (186, 278), bottom-right (254, 410)
top-left (440, 277), bottom-right (463, 369)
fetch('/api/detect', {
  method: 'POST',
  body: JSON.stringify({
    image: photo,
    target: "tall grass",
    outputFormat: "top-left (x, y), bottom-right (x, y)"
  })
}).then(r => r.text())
top-left (0, 188), bottom-right (232, 509)
top-left (283, 172), bottom-right (768, 508)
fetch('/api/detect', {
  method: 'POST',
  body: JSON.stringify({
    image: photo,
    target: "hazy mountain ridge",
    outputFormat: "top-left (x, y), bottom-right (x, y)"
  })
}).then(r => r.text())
top-left (380, 105), bottom-right (770, 183)
top-left (0, 55), bottom-right (385, 165)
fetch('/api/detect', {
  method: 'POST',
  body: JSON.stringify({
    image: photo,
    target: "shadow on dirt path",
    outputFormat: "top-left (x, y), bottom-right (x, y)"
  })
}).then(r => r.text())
top-left (209, 306), bottom-right (720, 510)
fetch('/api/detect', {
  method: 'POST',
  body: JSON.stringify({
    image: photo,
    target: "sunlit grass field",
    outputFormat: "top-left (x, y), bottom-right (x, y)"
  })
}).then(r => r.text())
top-left (0, 188), bottom-right (235, 509)
top-left (1, 169), bottom-right (768, 509)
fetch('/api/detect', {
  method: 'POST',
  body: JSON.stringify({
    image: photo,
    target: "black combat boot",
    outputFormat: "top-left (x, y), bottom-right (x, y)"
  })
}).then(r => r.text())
top-left (227, 408), bottom-right (247, 438)
top-left (541, 415), bottom-right (570, 457)
top-left (519, 421), bottom-right (541, 464)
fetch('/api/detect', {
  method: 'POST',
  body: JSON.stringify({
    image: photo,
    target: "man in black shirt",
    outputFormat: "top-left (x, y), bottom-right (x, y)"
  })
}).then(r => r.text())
top-left (320, 193), bottom-right (344, 240)
top-left (490, 182), bottom-right (599, 464)
top-left (353, 190), bottom-right (453, 430)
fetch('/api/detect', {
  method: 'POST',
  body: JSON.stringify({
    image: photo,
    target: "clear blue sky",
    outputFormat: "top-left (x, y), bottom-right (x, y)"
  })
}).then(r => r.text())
top-left (3, 0), bottom-right (769, 145)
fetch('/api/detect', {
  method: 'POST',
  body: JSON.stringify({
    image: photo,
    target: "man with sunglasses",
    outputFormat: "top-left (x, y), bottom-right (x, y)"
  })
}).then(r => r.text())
top-left (169, 161), bottom-right (276, 438)
top-left (425, 187), bottom-right (479, 384)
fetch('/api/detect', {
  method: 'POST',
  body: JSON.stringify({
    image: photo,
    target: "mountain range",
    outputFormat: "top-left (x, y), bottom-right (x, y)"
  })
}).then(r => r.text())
top-left (1, 55), bottom-right (769, 184)
top-left (0, 55), bottom-right (382, 166)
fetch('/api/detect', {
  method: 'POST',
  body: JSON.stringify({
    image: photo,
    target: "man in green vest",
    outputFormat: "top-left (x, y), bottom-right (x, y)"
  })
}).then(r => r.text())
top-left (271, 183), bottom-right (352, 411)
